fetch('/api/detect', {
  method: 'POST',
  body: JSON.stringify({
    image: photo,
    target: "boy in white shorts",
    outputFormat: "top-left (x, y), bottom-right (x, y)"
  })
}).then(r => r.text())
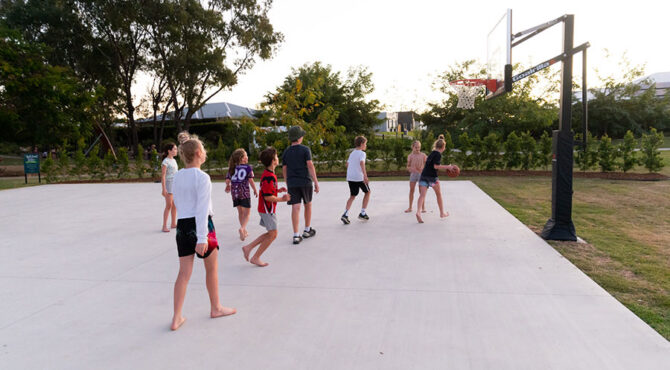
top-left (341, 136), bottom-right (371, 224)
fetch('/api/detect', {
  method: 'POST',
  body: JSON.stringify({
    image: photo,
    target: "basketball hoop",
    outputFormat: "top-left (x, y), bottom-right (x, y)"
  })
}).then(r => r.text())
top-left (449, 79), bottom-right (498, 109)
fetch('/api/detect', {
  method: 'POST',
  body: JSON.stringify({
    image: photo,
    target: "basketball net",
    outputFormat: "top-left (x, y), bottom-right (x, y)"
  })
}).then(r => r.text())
top-left (449, 81), bottom-right (486, 109)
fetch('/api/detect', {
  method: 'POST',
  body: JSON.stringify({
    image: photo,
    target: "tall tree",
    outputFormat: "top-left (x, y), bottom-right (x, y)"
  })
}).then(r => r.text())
top-left (0, 26), bottom-right (95, 147)
top-left (421, 60), bottom-right (558, 139)
top-left (79, 0), bottom-right (148, 152)
top-left (267, 62), bottom-right (382, 135)
top-left (142, 0), bottom-right (283, 131)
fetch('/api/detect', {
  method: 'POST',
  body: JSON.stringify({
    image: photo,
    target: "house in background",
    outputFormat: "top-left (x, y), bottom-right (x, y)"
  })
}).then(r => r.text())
top-left (374, 111), bottom-right (424, 132)
top-left (574, 71), bottom-right (670, 101)
top-left (137, 101), bottom-right (258, 124)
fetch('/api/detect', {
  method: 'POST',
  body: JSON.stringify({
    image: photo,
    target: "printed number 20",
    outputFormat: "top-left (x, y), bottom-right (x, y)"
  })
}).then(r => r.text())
top-left (231, 168), bottom-right (247, 181)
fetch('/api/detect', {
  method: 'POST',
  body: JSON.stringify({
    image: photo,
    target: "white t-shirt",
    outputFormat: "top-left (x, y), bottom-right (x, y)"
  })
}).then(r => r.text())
top-left (162, 157), bottom-right (178, 180)
top-left (173, 168), bottom-right (214, 244)
top-left (346, 149), bottom-right (366, 182)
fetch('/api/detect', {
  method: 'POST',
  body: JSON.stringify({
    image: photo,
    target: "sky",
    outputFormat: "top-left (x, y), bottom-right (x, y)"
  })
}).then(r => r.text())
top-left (158, 0), bottom-right (670, 112)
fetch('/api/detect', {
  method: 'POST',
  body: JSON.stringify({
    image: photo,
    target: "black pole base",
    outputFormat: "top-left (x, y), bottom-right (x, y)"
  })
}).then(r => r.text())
top-left (541, 218), bottom-right (577, 241)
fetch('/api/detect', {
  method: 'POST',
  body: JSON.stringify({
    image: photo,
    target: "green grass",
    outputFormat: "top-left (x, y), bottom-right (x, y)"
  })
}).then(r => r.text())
top-left (0, 177), bottom-right (44, 190)
top-left (472, 176), bottom-right (670, 340)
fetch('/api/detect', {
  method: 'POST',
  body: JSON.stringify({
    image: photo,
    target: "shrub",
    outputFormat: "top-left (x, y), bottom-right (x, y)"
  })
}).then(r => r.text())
top-left (135, 144), bottom-right (146, 178)
top-left (597, 134), bottom-right (617, 172)
top-left (58, 143), bottom-right (70, 180)
top-left (470, 134), bottom-right (484, 170)
top-left (639, 128), bottom-right (665, 173)
top-left (519, 131), bottom-right (536, 170)
top-left (41, 156), bottom-right (57, 183)
top-left (502, 131), bottom-right (522, 169)
top-left (103, 150), bottom-right (117, 178)
top-left (149, 148), bottom-right (160, 178)
top-left (574, 132), bottom-right (597, 171)
top-left (117, 147), bottom-right (130, 178)
top-left (213, 137), bottom-right (227, 175)
top-left (442, 132), bottom-right (455, 165)
top-left (617, 130), bottom-right (637, 173)
top-left (87, 145), bottom-right (105, 180)
top-left (393, 138), bottom-right (408, 170)
top-left (482, 133), bottom-right (502, 170)
top-left (72, 139), bottom-right (87, 179)
top-left (537, 131), bottom-right (552, 170)
top-left (456, 132), bottom-right (473, 169)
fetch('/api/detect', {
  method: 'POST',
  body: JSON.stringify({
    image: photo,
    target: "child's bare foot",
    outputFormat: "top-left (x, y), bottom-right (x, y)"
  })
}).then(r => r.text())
top-left (404, 208), bottom-right (412, 213)
top-left (244, 229), bottom-right (249, 238)
top-left (171, 316), bottom-right (186, 330)
top-left (415, 213), bottom-right (424, 223)
top-left (211, 306), bottom-right (236, 318)
top-left (250, 257), bottom-right (269, 267)
top-left (171, 224), bottom-right (177, 229)
top-left (421, 209), bottom-right (427, 213)
top-left (440, 212), bottom-right (450, 218)
top-left (162, 227), bottom-right (170, 232)
top-left (238, 228), bottom-right (245, 241)
top-left (242, 245), bottom-right (252, 261)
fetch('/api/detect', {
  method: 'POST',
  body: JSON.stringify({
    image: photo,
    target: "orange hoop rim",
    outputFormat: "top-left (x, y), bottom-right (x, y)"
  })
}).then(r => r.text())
top-left (449, 79), bottom-right (499, 93)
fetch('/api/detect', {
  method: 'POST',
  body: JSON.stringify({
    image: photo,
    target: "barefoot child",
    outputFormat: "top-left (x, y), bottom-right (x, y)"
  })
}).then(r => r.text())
top-left (341, 136), bottom-right (371, 224)
top-left (170, 137), bottom-right (236, 330)
top-left (161, 143), bottom-right (179, 232)
top-left (415, 138), bottom-right (457, 224)
top-left (225, 149), bottom-right (258, 241)
top-left (242, 147), bottom-right (290, 267)
top-left (404, 140), bottom-right (427, 214)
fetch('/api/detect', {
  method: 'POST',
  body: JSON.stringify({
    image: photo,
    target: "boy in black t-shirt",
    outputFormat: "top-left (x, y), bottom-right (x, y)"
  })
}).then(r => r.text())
top-left (282, 126), bottom-right (320, 244)
top-left (416, 138), bottom-right (457, 223)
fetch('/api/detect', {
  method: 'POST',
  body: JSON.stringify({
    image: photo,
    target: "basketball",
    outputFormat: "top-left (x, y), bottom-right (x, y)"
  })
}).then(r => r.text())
top-left (447, 165), bottom-right (460, 178)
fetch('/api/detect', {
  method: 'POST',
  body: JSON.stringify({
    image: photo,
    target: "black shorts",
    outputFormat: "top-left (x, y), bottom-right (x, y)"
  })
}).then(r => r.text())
top-left (348, 181), bottom-right (370, 196)
top-left (233, 198), bottom-right (251, 208)
top-left (287, 185), bottom-right (313, 205)
top-left (176, 216), bottom-right (219, 259)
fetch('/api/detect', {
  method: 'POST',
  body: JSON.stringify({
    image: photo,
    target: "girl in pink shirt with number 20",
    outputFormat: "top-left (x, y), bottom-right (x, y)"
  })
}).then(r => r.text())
top-left (405, 140), bottom-right (427, 213)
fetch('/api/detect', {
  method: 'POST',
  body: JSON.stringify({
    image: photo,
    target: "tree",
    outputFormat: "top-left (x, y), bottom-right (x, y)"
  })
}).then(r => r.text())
top-left (597, 134), bottom-right (617, 172)
top-left (617, 130), bottom-right (637, 173)
top-left (456, 132), bottom-right (473, 169)
top-left (142, 0), bottom-right (283, 131)
top-left (519, 131), bottom-right (536, 170)
top-left (482, 133), bottom-right (502, 170)
top-left (639, 128), bottom-right (665, 173)
top-left (576, 51), bottom-right (670, 138)
top-left (266, 62), bottom-right (383, 135)
top-left (537, 131), bottom-right (552, 170)
top-left (78, 0), bottom-right (148, 152)
top-left (502, 131), bottom-right (522, 169)
top-left (421, 60), bottom-right (558, 139)
top-left (574, 132), bottom-right (597, 171)
top-left (0, 26), bottom-right (95, 148)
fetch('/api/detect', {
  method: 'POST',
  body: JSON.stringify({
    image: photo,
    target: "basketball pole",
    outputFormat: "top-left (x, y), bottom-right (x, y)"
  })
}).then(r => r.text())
top-left (541, 14), bottom-right (577, 241)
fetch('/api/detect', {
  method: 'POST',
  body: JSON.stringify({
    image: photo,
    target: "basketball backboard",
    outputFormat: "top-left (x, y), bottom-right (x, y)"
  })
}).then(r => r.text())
top-left (486, 9), bottom-right (512, 99)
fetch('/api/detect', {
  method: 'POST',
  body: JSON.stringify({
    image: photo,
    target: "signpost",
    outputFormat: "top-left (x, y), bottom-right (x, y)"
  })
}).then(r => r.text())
top-left (23, 153), bottom-right (41, 184)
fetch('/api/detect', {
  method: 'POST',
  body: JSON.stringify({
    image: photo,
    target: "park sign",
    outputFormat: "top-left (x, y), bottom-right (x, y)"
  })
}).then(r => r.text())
top-left (23, 153), bottom-right (41, 183)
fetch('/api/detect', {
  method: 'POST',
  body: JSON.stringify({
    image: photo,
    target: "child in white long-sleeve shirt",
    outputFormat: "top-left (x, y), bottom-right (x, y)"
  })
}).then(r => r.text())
top-left (170, 137), bottom-right (236, 330)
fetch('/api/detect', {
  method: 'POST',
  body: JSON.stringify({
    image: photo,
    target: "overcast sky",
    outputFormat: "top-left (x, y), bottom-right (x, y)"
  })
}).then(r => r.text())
top-left (162, 0), bottom-right (670, 112)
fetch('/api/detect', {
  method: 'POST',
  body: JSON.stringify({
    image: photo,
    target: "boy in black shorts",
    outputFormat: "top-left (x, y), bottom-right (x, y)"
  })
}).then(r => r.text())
top-left (282, 126), bottom-right (320, 244)
top-left (341, 136), bottom-right (370, 224)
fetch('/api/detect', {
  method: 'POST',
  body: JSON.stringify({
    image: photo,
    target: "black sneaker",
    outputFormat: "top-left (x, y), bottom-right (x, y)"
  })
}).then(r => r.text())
top-left (292, 235), bottom-right (303, 244)
top-left (341, 215), bottom-right (350, 225)
top-left (358, 213), bottom-right (369, 220)
top-left (302, 228), bottom-right (316, 238)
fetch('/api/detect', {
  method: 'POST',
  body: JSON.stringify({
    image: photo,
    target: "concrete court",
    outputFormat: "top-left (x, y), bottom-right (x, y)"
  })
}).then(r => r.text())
top-left (0, 180), bottom-right (668, 369)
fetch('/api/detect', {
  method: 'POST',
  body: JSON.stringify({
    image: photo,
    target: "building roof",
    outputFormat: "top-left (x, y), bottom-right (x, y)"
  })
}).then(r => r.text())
top-left (138, 101), bottom-right (258, 123)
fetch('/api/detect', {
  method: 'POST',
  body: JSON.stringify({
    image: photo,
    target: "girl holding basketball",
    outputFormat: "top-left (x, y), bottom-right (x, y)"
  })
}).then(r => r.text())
top-left (415, 138), bottom-right (459, 224)
top-left (225, 149), bottom-right (258, 241)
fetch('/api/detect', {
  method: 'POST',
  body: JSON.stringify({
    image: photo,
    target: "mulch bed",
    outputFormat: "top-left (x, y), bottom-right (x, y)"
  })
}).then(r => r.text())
top-left (15, 169), bottom-right (666, 184)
